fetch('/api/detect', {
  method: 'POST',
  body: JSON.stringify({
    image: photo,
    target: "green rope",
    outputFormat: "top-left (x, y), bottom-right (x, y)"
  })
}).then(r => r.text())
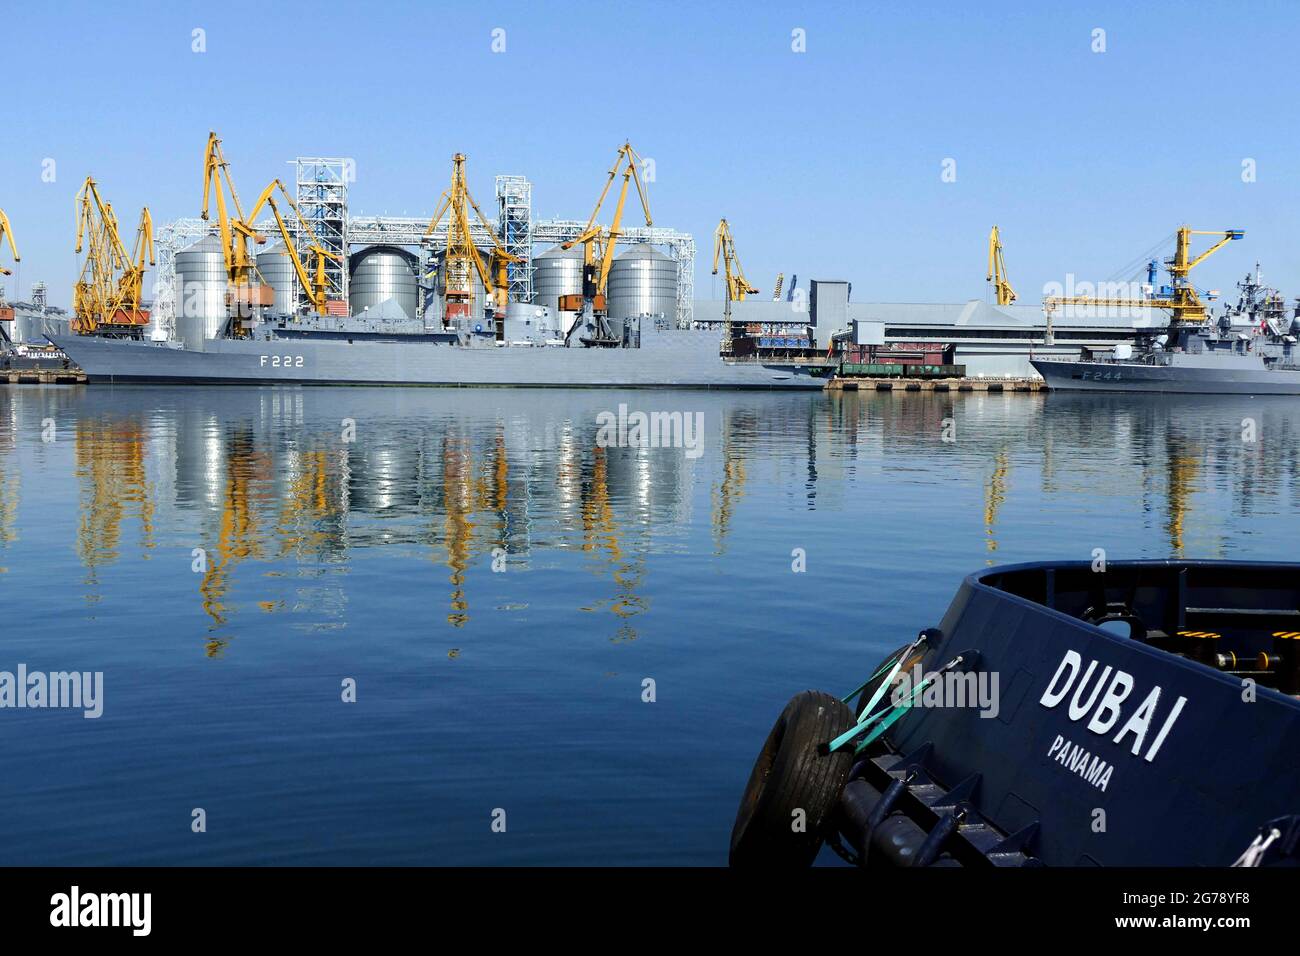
top-left (842, 634), bottom-right (925, 712)
top-left (826, 663), bottom-right (911, 753)
top-left (853, 681), bottom-right (931, 754)
top-left (827, 666), bottom-right (946, 754)
top-left (839, 649), bottom-right (906, 705)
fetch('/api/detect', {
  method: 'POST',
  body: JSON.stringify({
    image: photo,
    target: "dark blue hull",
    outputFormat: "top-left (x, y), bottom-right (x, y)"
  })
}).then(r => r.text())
top-left (835, 561), bottom-right (1300, 866)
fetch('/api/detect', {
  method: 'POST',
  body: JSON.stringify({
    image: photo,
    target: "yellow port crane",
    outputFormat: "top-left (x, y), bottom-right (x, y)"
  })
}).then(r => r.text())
top-left (117, 207), bottom-right (155, 325)
top-left (0, 208), bottom-right (19, 326)
top-left (0, 208), bottom-right (18, 276)
top-left (202, 132), bottom-right (343, 324)
top-left (1044, 226), bottom-right (1243, 326)
top-left (559, 142), bottom-right (653, 337)
top-left (771, 273), bottom-right (784, 302)
top-left (712, 218), bottom-right (759, 352)
top-left (72, 176), bottom-right (154, 336)
top-left (201, 131), bottom-right (276, 335)
top-left (987, 225), bottom-right (1016, 306)
top-left (424, 153), bottom-right (520, 329)
top-left (246, 178), bottom-right (340, 316)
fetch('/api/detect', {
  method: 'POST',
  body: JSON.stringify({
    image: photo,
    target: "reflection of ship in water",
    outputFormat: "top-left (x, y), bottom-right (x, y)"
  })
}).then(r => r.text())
top-left (1044, 392), bottom-right (1298, 557)
top-left (58, 390), bottom-right (710, 636)
top-left (29, 387), bottom-right (1300, 646)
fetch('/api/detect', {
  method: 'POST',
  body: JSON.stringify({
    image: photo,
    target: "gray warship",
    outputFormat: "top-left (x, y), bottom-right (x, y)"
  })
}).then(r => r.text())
top-left (50, 303), bottom-right (828, 389)
top-left (1034, 264), bottom-right (1300, 394)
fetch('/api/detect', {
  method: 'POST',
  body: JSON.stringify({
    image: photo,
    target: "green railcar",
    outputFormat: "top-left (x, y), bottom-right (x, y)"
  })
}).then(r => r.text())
top-left (839, 363), bottom-right (903, 377)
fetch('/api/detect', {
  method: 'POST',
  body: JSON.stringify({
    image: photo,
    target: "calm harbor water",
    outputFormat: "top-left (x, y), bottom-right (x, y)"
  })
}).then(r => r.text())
top-left (1, 384), bottom-right (1297, 865)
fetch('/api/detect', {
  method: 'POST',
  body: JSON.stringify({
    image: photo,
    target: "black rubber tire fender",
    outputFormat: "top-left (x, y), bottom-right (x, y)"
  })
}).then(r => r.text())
top-left (729, 690), bottom-right (856, 867)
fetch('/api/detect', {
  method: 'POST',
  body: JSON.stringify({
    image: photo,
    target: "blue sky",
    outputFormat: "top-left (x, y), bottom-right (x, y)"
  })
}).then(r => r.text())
top-left (4, 0), bottom-right (1298, 309)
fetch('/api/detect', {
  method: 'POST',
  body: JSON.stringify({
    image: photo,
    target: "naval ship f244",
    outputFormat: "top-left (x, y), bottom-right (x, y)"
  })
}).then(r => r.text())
top-left (1034, 231), bottom-right (1300, 394)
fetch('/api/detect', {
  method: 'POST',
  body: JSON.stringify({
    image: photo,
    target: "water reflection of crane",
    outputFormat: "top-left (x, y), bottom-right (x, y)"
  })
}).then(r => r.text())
top-left (0, 401), bottom-right (17, 558)
top-left (76, 419), bottom-right (155, 597)
top-left (441, 434), bottom-right (477, 628)
top-left (0, 455), bottom-right (16, 559)
top-left (435, 427), bottom-right (512, 627)
top-left (277, 449), bottom-right (341, 558)
top-left (984, 449), bottom-right (1008, 559)
top-left (711, 430), bottom-right (747, 554)
top-left (199, 429), bottom-right (267, 629)
top-left (582, 446), bottom-right (621, 561)
top-left (1164, 440), bottom-right (1199, 558)
top-left (489, 430), bottom-right (509, 551)
top-left (581, 445), bottom-right (646, 642)
top-left (0, 472), bottom-right (14, 546)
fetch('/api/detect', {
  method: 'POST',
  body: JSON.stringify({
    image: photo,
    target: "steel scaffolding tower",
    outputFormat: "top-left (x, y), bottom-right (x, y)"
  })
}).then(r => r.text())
top-left (495, 175), bottom-right (532, 305)
top-left (151, 217), bottom-right (211, 340)
top-left (294, 158), bottom-right (349, 308)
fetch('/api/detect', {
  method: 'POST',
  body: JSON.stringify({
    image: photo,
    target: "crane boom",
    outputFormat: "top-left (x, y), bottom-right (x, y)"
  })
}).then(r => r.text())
top-left (115, 207), bottom-right (154, 323)
top-left (0, 208), bottom-right (19, 277)
top-left (247, 178), bottom-right (340, 316)
top-left (561, 142), bottom-right (653, 302)
top-left (987, 225), bottom-right (1016, 305)
top-left (1044, 226), bottom-right (1243, 325)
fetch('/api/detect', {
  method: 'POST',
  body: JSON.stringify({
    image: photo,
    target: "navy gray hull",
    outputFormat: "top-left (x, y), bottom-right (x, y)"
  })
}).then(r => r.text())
top-left (49, 327), bottom-right (826, 389)
top-left (1033, 354), bottom-right (1300, 395)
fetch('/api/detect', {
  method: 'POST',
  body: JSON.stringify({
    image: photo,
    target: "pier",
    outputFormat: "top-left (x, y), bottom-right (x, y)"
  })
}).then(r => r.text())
top-left (3, 368), bottom-right (86, 385)
top-left (825, 376), bottom-right (1045, 393)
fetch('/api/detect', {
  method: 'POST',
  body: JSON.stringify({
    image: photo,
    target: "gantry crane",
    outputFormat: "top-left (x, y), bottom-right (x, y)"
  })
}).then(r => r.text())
top-left (987, 225), bottom-right (1016, 306)
top-left (424, 153), bottom-right (520, 333)
top-left (559, 142), bottom-right (653, 344)
top-left (712, 218), bottom-right (759, 353)
top-left (771, 273), bottom-right (784, 301)
top-left (72, 176), bottom-right (154, 336)
top-left (1044, 226), bottom-right (1243, 329)
top-left (246, 178), bottom-right (340, 316)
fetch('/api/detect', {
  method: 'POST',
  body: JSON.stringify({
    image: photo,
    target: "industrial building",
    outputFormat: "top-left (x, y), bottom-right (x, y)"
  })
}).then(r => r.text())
top-left (692, 297), bottom-right (1145, 378)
